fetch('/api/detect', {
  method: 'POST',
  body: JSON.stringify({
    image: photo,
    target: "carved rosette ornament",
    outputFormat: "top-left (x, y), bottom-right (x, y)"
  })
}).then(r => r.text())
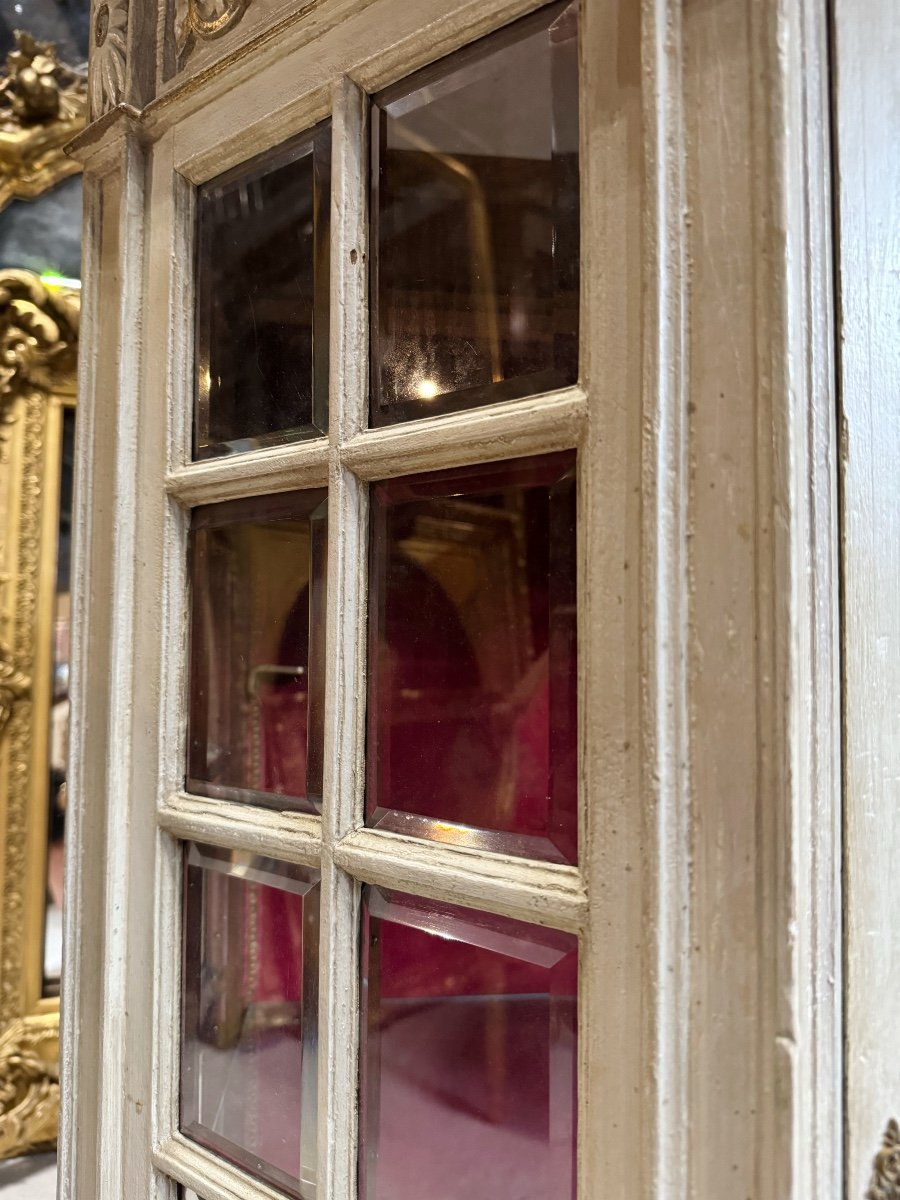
top-left (0, 1017), bottom-right (58, 1158)
top-left (867, 1120), bottom-right (900, 1200)
top-left (0, 32), bottom-right (87, 212)
top-left (89, 0), bottom-right (129, 117)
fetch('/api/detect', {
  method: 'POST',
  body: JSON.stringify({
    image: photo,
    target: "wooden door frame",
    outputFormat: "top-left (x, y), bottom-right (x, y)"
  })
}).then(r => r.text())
top-left (60, 1), bottom-right (841, 1197)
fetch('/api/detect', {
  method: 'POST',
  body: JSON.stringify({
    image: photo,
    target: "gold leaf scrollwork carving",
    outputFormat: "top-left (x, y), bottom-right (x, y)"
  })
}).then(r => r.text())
top-left (0, 32), bottom-right (86, 212)
top-left (175, 0), bottom-right (252, 64)
top-left (0, 646), bottom-right (29, 735)
top-left (0, 269), bottom-right (79, 456)
top-left (867, 1120), bottom-right (900, 1200)
top-left (0, 1017), bottom-right (58, 1158)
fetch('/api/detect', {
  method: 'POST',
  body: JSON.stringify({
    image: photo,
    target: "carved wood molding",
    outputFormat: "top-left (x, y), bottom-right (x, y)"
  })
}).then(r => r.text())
top-left (175, 0), bottom-right (254, 68)
top-left (867, 1121), bottom-right (900, 1200)
top-left (89, 1), bottom-right (129, 117)
top-left (0, 1015), bottom-right (58, 1159)
top-left (0, 32), bottom-right (86, 212)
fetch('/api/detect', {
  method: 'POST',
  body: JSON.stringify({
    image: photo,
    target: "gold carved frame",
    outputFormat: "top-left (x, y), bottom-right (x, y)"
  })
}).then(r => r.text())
top-left (0, 259), bottom-right (79, 1159)
top-left (0, 29), bottom-right (85, 1158)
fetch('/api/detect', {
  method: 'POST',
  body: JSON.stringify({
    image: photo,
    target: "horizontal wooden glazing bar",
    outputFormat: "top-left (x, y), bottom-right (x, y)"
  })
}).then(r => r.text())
top-left (333, 827), bottom-right (586, 933)
top-left (154, 1134), bottom-right (290, 1200)
top-left (159, 791), bottom-right (322, 867)
top-left (339, 386), bottom-right (587, 480)
top-left (165, 438), bottom-right (330, 506)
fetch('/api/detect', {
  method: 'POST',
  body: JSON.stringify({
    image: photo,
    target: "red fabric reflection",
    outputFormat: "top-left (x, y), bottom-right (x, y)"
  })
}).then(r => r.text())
top-left (367, 451), bottom-right (577, 862)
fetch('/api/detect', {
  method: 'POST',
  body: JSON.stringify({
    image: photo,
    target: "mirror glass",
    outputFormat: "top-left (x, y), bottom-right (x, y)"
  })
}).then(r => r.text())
top-left (43, 406), bottom-right (75, 994)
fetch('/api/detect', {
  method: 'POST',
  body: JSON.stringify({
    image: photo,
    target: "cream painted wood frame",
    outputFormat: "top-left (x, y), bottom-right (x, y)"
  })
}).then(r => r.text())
top-left (59, 0), bottom-right (841, 1197)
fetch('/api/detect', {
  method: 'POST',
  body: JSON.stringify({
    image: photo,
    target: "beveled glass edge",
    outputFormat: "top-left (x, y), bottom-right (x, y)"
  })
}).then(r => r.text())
top-left (184, 778), bottom-right (322, 817)
top-left (370, 0), bottom-right (578, 111)
top-left (369, 368), bottom-right (579, 429)
top-left (367, 807), bottom-right (573, 866)
top-left (186, 841), bottom-right (321, 895)
top-left (364, 883), bottom-right (577, 967)
top-left (369, 446), bottom-right (576, 502)
top-left (195, 422), bottom-right (326, 462)
top-left (181, 1123), bottom-right (304, 1200)
top-left (189, 485), bottom-right (329, 528)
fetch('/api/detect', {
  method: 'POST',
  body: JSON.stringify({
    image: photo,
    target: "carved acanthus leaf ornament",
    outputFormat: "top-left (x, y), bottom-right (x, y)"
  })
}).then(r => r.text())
top-left (89, 1), bottom-right (129, 117)
top-left (0, 32), bottom-right (86, 211)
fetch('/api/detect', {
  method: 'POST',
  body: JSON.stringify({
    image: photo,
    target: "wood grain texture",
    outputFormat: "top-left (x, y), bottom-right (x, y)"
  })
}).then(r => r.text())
top-left (158, 793), bottom-right (322, 865)
top-left (316, 75), bottom-right (368, 1200)
top-left (334, 828), bottom-right (586, 932)
top-left (836, 0), bottom-right (900, 1192)
top-left (340, 387), bottom-right (586, 480)
top-left (165, 438), bottom-right (330, 504)
top-left (155, 1132), bottom-right (295, 1200)
top-left (57, 168), bottom-right (110, 1200)
top-left (639, 1), bottom-right (691, 1193)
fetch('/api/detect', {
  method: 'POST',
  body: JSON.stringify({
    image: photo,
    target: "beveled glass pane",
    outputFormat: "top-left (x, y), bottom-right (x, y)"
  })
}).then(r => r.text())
top-left (371, 1), bottom-right (579, 426)
top-left (187, 491), bottom-right (327, 810)
top-left (360, 888), bottom-right (578, 1200)
top-left (181, 844), bottom-right (319, 1199)
top-left (367, 452), bottom-right (577, 863)
top-left (195, 124), bottom-right (331, 459)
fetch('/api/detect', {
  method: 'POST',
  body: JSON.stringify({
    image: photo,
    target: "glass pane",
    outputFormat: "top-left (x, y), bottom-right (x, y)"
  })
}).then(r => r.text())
top-left (187, 491), bottom-right (327, 810)
top-left (360, 888), bottom-right (578, 1200)
top-left (367, 452), bottom-right (577, 863)
top-left (195, 124), bottom-right (331, 458)
top-left (371, 1), bottom-right (579, 426)
top-left (181, 844), bottom-right (319, 1198)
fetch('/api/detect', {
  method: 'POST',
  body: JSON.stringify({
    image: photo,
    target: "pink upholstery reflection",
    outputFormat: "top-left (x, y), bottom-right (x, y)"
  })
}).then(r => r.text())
top-left (361, 889), bottom-right (577, 1200)
top-left (181, 847), bottom-right (319, 1198)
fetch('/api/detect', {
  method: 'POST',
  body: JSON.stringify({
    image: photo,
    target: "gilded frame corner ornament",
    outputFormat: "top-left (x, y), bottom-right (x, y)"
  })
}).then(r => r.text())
top-left (0, 32), bottom-right (87, 214)
top-left (867, 1120), bottom-right (900, 1200)
top-left (0, 1014), bottom-right (58, 1158)
top-left (0, 268), bottom-right (78, 1160)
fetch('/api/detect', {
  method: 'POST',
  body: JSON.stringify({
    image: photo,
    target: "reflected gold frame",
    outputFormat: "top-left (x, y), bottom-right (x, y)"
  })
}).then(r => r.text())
top-left (0, 32), bottom-right (87, 213)
top-left (0, 269), bottom-right (78, 1158)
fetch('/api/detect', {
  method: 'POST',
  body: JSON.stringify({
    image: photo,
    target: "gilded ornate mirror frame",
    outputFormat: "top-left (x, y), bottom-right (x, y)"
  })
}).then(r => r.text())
top-left (0, 32), bottom-right (85, 1160)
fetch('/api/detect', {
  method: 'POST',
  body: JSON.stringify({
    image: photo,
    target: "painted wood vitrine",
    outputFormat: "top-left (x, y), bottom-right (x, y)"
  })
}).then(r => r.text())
top-left (60, 0), bottom-right (898, 1198)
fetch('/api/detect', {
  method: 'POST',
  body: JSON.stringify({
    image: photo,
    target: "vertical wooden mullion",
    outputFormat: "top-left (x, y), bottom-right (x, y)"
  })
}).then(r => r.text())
top-left (577, 1), bottom-right (643, 1199)
top-left (318, 76), bottom-right (369, 1200)
top-left (152, 133), bottom-right (194, 1200)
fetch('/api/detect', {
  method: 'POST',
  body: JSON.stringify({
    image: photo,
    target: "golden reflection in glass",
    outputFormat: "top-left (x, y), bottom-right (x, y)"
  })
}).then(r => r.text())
top-left (370, 0), bottom-right (580, 426)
